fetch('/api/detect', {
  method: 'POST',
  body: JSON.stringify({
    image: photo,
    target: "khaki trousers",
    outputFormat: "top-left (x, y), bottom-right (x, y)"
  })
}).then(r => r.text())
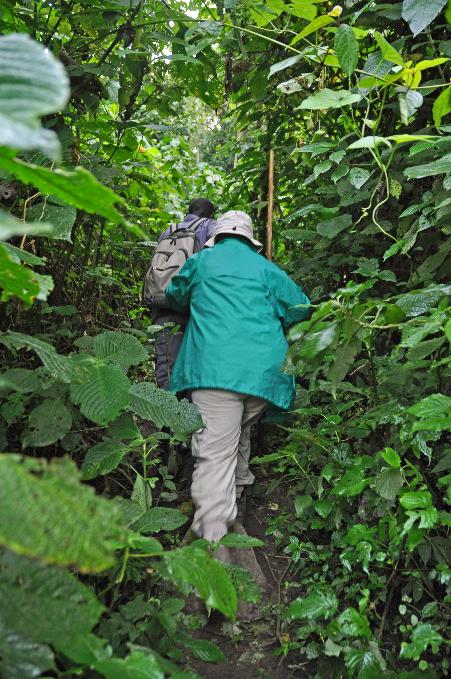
top-left (190, 389), bottom-right (267, 541)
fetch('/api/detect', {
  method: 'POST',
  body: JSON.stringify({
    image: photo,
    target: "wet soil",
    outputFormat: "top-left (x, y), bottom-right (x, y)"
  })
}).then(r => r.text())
top-left (184, 484), bottom-right (302, 679)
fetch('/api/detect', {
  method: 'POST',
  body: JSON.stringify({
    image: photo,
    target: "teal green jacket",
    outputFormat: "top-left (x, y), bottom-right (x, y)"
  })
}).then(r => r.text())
top-left (165, 238), bottom-right (310, 410)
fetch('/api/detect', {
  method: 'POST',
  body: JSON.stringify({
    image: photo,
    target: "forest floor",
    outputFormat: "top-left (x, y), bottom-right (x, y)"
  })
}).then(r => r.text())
top-left (182, 479), bottom-right (304, 679)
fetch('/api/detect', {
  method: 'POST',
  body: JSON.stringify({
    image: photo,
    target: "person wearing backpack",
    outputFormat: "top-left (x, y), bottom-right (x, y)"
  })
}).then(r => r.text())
top-left (165, 210), bottom-right (310, 552)
top-left (143, 198), bottom-right (216, 389)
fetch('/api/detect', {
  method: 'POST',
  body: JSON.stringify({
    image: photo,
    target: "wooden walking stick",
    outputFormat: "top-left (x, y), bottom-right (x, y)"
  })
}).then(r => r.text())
top-left (266, 148), bottom-right (274, 261)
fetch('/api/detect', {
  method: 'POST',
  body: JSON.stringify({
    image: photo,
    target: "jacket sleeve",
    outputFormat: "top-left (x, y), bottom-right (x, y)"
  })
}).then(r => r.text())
top-left (165, 256), bottom-right (198, 311)
top-left (269, 266), bottom-right (311, 330)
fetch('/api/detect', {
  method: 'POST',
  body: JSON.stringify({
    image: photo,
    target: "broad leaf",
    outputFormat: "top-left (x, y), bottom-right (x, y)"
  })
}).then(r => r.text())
top-left (94, 651), bottom-right (164, 679)
top-left (396, 285), bottom-right (451, 317)
top-left (0, 33), bottom-right (69, 158)
top-left (299, 88), bottom-right (361, 110)
top-left (269, 54), bottom-right (302, 77)
top-left (380, 447), bottom-right (401, 468)
top-left (375, 468), bottom-right (404, 500)
top-left (0, 551), bottom-right (104, 662)
top-left (328, 337), bottom-right (362, 385)
top-left (81, 440), bottom-right (129, 480)
top-left (132, 507), bottom-right (188, 533)
top-left (348, 136), bottom-right (392, 149)
top-left (94, 331), bottom-right (148, 369)
top-left (0, 455), bottom-right (127, 571)
top-left (404, 153), bottom-right (451, 178)
top-left (129, 381), bottom-right (203, 434)
top-left (0, 624), bottom-right (55, 679)
top-left (349, 167), bottom-right (371, 189)
top-left (159, 545), bottom-right (237, 619)
top-left (335, 24), bottom-right (359, 75)
top-left (374, 32), bottom-right (404, 66)
top-left (291, 16), bottom-right (334, 44)
top-left (183, 637), bottom-right (226, 662)
top-left (287, 589), bottom-right (338, 620)
top-left (0, 368), bottom-right (41, 394)
top-left (408, 393), bottom-right (451, 418)
top-left (0, 244), bottom-right (40, 304)
top-left (70, 364), bottom-right (131, 425)
top-left (432, 86), bottom-right (451, 129)
top-left (26, 202), bottom-right (76, 242)
top-left (22, 398), bottom-right (72, 448)
top-left (0, 208), bottom-right (53, 240)
top-left (399, 491), bottom-right (433, 510)
top-left (337, 608), bottom-right (371, 638)
top-left (400, 623), bottom-right (444, 659)
top-left (1, 331), bottom-right (81, 383)
top-left (218, 533), bottom-right (264, 548)
top-left (402, 0), bottom-right (447, 36)
top-left (316, 214), bottom-right (352, 238)
top-left (0, 153), bottom-right (124, 223)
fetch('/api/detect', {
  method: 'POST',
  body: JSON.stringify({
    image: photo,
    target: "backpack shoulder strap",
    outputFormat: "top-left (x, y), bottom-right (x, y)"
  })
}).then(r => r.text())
top-left (190, 217), bottom-right (207, 232)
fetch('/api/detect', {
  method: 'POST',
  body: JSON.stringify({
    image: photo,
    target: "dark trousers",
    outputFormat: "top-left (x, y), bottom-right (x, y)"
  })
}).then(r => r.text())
top-left (153, 310), bottom-right (188, 390)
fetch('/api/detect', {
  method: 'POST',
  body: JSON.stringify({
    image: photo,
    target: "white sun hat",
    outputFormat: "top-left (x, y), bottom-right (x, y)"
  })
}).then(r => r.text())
top-left (204, 210), bottom-right (263, 252)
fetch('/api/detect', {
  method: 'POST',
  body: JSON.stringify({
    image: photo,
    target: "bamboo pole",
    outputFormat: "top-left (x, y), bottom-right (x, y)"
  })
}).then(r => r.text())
top-left (266, 148), bottom-right (274, 261)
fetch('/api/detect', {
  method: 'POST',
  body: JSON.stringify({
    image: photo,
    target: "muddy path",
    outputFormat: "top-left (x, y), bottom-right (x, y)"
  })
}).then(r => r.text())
top-left (183, 481), bottom-right (304, 679)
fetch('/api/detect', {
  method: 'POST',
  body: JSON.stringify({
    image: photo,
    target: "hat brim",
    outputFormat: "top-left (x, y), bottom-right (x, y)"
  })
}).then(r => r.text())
top-left (205, 231), bottom-right (263, 252)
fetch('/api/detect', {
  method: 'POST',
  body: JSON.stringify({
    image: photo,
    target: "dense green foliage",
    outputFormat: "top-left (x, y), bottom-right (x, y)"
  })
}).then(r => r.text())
top-left (0, 1), bottom-right (450, 677)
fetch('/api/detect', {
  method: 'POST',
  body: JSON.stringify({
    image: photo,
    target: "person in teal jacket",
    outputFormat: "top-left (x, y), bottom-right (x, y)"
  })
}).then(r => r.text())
top-left (165, 210), bottom-right (310, 552)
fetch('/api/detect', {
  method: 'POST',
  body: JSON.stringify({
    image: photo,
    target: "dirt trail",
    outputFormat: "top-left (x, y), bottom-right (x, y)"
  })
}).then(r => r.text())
top-left (185, 485), bottom-right (300, 679)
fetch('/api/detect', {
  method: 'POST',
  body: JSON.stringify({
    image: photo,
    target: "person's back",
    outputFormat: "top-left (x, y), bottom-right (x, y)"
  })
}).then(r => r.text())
top-left (150, 197), bottom-right (216, 389)
top-left (165, 210), bottom-right (310, 552)
top-left (166, 212), bottom-right (310, 409)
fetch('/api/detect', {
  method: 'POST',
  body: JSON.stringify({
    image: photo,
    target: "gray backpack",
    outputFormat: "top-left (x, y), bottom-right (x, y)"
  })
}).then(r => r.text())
top-left (143, 217), bottom-right (206, 308)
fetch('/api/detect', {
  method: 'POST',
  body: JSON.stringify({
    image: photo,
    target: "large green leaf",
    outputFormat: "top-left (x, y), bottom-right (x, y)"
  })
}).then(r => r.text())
top-left (408, 393), bottom-right (451, 419)
top-left (159, 545), bottom-right (237, 619)
top-left (316, 214), bottom-right (352, 238)
top-left (297, 323), bottom-right (338, 359)
top-left (402, 0), bottom-right (447, 37)
top-left (328, 337), bottom-right (362, 385)
top-left (94, 331), bottom-right (148, 369)
top-left (0, 550), bottom-right (104, 660)
top-left (374, 31), bottom-right (404, 66)
top-left (132, 507), bottom-right (188, 533)
top-left (0, 455), bottom-right (127, 572)
top-left (182, 637), bottom-right (226, 662)
top-left (0, 33), bottom-right (69, 158)
top-left (0, 331), bottom-right (85, 383)
top-left (128, 381), bottom-right (203, 434)
top-left (335, 24), bottom-right (359, 75)
top-left (22, 398), bottom-right (72, 448)
top-left (396, 284), bottom-right (451, 317)
top-left (70, 364), bottom-right (131, 425)
top-left (404, 153), bottom-right (451, 178)
top-left (81, 440), bottom-right (129, 480)
top-left (400, 623), bottom-right (444, 659)
top-left (337, 608), bottom-right (371, 638)
top-left (399, 491), bottom-right (433, 510)
top-left (0, 244), bottom-right (40, 304)
top-left (268, 54), bottom-right (302, 77)
top-left (94, 651), bottom-right (164, 679)
top-left (287, 589), bottom-right (338, 620)
top-left (375, 468), bottom-right (404, 501)
top-left (0, 153), bottom-right (124, 223)
top-left (0, 208), bottom-right (53, 240)
top-left (299, 88), bottom-right (361, 110)
top-left (432, 86), bottom-right (451, 129)
top-left (26, 202), bottom-right (77, 242)
top-left (291, 15), bottom-right (334, 44)
top-left (0, 368), bottom-right (41, 394)
top-left (0, 623), bottom-right (55, 679)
